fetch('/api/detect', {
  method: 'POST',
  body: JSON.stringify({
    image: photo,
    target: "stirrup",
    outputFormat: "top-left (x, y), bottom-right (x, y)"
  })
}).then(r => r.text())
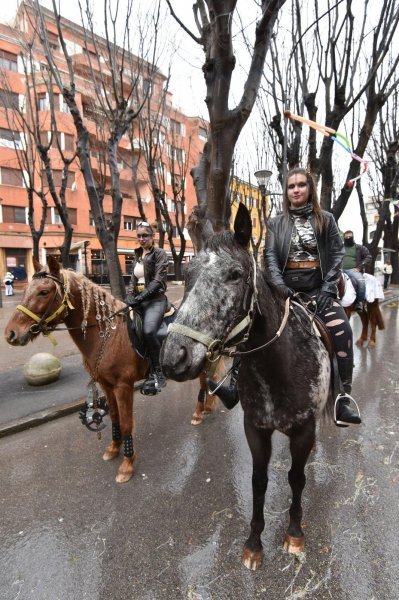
top-left (334, 393), bottom-right (361, 427)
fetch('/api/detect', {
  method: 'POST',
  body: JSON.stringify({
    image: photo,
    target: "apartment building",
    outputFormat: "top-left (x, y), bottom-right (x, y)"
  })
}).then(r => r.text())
top-left (0, 1), bottom-right (207, 285)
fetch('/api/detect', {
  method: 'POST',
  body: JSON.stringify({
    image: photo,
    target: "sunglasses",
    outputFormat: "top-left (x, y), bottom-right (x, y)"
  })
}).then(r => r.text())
top-left (137, 233), bottom-right (151, 239)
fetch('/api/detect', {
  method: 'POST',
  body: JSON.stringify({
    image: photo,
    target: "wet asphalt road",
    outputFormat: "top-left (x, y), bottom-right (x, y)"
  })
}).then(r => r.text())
top-left (0, 302), bottom-right (398, 600)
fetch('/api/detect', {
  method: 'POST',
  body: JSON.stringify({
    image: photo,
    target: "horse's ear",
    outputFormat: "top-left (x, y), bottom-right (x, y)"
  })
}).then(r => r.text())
top-left (33, 257), bottom-right (44, 273)
top-left (47, 255), bottom-right (61, 277)
top-left (233, 203), bottom-right (252, 248)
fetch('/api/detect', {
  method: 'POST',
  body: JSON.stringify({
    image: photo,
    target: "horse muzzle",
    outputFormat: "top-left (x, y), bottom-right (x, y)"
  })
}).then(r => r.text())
top-left (4, 327), bottom-right (33, 346)
top-left (161, 335), bottom-right (206, 381)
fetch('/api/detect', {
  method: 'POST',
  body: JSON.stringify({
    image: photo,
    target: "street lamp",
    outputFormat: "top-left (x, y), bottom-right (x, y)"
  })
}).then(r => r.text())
top-left (254, 169), bottom-right (273, 190)
top-left (254, 169), bottom-right (273, 226)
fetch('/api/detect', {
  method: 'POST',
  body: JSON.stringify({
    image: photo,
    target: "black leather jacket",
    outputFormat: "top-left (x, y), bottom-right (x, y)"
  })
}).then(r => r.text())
top-left (264, 210), bottom-right (344, 296)
top-left (127, 246), bottom-right (168, 300)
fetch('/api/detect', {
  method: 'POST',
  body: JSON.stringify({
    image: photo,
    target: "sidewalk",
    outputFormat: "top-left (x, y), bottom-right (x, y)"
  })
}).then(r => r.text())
top-left (0, 283), bottom-right (185, 438)
top-left (1, 283), bottom-right (398, 439)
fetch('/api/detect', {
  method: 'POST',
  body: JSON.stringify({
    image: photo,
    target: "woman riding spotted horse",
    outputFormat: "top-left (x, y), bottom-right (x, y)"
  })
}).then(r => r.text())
top-left (209, 167), bottom-right (361, 427)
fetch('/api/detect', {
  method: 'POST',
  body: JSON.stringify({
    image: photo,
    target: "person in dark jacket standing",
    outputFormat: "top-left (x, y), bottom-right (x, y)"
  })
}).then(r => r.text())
top-left (342, 230), bottom-right (371, 311)
top-left (209, 167), bottom-right (361, 427)
top-left (126, 222), bottom-right (169, 395)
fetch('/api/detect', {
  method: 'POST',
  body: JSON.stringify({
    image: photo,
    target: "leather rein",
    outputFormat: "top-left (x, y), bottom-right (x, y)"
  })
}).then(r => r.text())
top-left (16, 271), bottom-right (75, 346)
top-left (168, 256), bottom-right (291, 362)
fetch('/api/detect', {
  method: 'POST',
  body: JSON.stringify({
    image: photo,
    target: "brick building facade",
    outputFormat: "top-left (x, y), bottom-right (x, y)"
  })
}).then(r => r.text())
top-left (0, 2), bottom-right (207, 286)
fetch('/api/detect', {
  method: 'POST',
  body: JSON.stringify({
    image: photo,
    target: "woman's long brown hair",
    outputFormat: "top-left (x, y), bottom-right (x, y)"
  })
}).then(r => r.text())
top-left (283, 167), bottom-right (326, 233)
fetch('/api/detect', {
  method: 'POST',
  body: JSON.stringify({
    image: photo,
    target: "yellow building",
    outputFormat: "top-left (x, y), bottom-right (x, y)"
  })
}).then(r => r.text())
top-left (230, 175), bottom-right (269, 259)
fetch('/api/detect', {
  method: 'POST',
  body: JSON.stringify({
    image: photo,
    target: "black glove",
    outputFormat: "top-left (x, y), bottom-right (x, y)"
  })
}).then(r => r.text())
top-left (316, 291), bottom-right (335, 312)
top-left (125, 294), bottom-right (140, 307)
top-left (276, 284), bottom-right (294, 299)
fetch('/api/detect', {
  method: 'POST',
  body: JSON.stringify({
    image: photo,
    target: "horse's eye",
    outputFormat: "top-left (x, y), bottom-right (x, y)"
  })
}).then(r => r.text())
top-left (230, 269), bottom-right (242, 281)
top-left (38, 290), bottom-right (49, 297)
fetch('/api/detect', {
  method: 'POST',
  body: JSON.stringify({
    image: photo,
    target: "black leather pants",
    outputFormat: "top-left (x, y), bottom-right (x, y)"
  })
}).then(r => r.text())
top-left (141, 296), bottom-right (167, 368)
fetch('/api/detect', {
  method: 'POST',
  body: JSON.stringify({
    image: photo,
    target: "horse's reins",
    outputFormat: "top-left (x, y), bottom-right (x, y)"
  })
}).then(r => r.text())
top-left (16, 271), bottom-right (75, 345)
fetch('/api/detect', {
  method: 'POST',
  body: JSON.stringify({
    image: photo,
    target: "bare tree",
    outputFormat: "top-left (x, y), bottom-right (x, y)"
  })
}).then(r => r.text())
top-left (32, 0), bottom-right (161, 297)
top-left (259, 0), bottom-right (399, 224)
top-left (167, 0), bottom-right (286, 250)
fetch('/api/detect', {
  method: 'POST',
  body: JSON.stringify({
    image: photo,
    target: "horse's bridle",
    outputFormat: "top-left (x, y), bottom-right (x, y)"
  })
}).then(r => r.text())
top-left (168, 256), bottom-right (290, 362)
top-left (16, 270), bottom-right (75, 345)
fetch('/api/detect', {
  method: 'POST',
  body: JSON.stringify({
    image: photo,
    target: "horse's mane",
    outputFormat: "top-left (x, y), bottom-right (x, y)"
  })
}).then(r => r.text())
top-left (59, 269), bottom-right (124, 316)
top-left (204, 230), bottom-right (251, 259)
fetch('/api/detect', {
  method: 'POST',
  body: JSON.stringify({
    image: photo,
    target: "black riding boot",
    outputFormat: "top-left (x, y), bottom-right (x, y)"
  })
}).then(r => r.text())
top-left (207, 357), bottom-right (240, 410)
top-left (141, 338), bottom-right (166, 396)
top-left (335, 357), bottom-right (361, 427)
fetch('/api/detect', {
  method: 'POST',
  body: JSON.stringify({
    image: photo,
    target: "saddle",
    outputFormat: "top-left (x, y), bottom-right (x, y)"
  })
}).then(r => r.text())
top-left (126, 303), bottom-right (176, 359)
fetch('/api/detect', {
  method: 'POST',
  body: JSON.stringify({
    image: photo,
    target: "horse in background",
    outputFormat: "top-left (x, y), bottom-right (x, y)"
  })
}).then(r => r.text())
top-left (340, 273), bottom-right (385, 348)
top-left (161, 204), bottom-right (335, 570)
top-left (4, 256), bottom-right (217, 482)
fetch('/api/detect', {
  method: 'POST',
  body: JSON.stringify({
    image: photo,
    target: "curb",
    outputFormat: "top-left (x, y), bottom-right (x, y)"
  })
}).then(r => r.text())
top-left (0, 397), bottom-right (86, 439)
top-left (0, 382), bottom-right (142, 439)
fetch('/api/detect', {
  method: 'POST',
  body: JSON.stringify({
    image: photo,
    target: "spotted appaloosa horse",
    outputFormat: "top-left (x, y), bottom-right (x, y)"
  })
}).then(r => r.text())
top-left (341, 274), bottom-right (385, 348)
top-left (4, 256), bottom-right (217, 482)
top-left (161, 204), bottom-right (334, 571)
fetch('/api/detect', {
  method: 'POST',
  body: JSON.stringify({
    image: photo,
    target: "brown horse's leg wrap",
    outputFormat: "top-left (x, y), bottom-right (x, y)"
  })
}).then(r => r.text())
top-left (198, 388), bottom-right (206, 404)
top-left (123, 434), bottom-right (134, 458)
top-left (112, 422), bottom-right (121, 442)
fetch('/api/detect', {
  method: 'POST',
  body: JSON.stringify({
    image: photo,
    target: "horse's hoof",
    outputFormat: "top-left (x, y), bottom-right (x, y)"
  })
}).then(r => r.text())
top-left (241, 545), bottom-right (264, 571)
top-left (283, 534), bottom-right (305, 554)
top-left (355, 339), bottom-right (365, 347)
top-left (102, 442), bottom-right (121, 461)
top-left (115, 455), bottom-right (136, 484)
top-left (368, 340), bottom-right (376, 348)
top-left (191, 414), bottom-right (203, 426)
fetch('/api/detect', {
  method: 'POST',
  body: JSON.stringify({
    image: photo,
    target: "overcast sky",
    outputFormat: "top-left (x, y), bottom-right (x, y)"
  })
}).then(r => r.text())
top-left (0, 1), bottom-right (371, 237)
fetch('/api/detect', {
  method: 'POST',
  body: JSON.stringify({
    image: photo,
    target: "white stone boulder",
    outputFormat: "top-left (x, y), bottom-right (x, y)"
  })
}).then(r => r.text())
top-left (24, 353), bottom-right (62, 386)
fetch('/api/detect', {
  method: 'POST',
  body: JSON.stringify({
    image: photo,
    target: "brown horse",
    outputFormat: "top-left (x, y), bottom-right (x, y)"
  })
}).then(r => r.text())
top-left (344, 300), bottom-right (385, 348)
top-left (340, 274), bottom-right (385, 348)
top-left (4, 256), bottom-right (217, 482)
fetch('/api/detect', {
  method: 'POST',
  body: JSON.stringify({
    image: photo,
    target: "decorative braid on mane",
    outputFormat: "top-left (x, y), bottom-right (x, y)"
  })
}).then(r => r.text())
top-left (64, 270), bottom-right (121, 334)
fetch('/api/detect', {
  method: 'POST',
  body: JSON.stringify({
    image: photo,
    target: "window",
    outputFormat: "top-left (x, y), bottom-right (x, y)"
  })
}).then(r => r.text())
top-left (89, 212), bottom-right (95, 227)
top-left (0, 50), bottom-right (18, 72)
top-left (0, 89), bottom-right (19, 110)
top-left (142, 78), bottom-right (153, 97)
top-left (51, 132), bottom-right (62, 149)
top-left (1, 167), bottom-right (23, 186)
top-left (171, 146), bottom-right (183, 161)
top-left (2, 205), bottom-right (27, 223)
top-left (124, 217), bottom-right (137, 231)
top-left (170, 119), bottom-right (182, 135)
top-left (37, 93), bottom-right (47, 111)
top-left (0, 127), bottom-right (22, 149)
top-left (46, 207), bottom-right (77, 225)
top-left (198, 126), bottom-right (207, 141)
top-left (64, 134), bottom-right (74, 152)
top-left (46, 31), bottom-right (59, 51)
top-left (42, 169), bottom-right (75, 189)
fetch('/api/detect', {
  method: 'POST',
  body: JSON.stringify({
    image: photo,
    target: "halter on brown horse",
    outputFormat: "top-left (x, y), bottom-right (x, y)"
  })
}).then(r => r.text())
top-left (4, 256), bottom-right (217, 483)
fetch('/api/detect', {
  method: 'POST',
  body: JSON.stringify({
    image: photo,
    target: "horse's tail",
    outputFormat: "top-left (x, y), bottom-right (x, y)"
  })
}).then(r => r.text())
top-left (375, 303), bottom-right (385, 330)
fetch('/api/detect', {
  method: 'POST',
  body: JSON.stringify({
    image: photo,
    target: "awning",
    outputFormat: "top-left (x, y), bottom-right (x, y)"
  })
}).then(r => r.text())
top-left (70, 240), bottom-right (90, 253)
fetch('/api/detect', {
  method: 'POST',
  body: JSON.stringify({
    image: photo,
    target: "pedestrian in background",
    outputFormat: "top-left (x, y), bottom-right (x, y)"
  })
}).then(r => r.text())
top-left (382, 261), bottom-right (393, 289)
top-left (3, 271), bottom-right (14, 296)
